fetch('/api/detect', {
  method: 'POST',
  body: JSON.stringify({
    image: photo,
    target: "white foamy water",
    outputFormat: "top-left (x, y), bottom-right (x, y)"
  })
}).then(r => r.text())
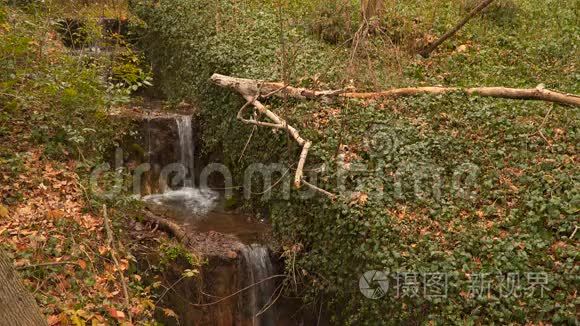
top-left (143, 187), bottom-right (219, 215)
top-left (142, 115), bottom-right (219, 215)
top-left (176, 115), bottom-right (194, 187)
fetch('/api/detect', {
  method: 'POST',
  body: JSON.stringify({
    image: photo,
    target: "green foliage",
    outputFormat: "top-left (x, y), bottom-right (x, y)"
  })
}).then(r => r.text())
top-left (132, 0), bottom-right (343, 172)
top-left (107, 37), bottom-right (153, 105)
top-left (0, 2), bottom-right (143, 163)
top-left (274, 95), bottom-right (579, 324)
top-left (133, 0), bottom-right (579, 324)
top-left (462, 0), bottom-right (521, 27)
top-left (159, 243), bottom-right (201, 270)
top-left (110, 43), bottom-right (152, 91)
top-left (307, 0), bottom-right (358, 45)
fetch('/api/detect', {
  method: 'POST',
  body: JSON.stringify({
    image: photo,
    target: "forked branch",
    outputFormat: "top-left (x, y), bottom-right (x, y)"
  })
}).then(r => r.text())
top-left (211, 74), bottom-right (336, 198)
top-left (210, 73), bottom-right (579, 201)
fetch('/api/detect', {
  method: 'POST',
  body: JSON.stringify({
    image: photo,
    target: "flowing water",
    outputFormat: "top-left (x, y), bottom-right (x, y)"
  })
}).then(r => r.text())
top-left (176, 115), bottom-right (194, 187)
top-left (143, 115), bottom-right (218, 216)
top-left (142, 187), bottom-right (219, 216)
top-left (143, 114), bottom-right (279, 325)
top-left (239, 244), bottom-right (276, 326)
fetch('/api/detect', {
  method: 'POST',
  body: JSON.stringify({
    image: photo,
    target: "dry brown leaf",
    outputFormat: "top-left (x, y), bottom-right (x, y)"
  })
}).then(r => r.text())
top-left (47, 315), bottom-right (60, 326)
top-left (162, 308), bottom-right (178, 319)
top-left (349, 191), bottom-right (368, 206)
top-left (47, 209), bottom-right (65, 219)
top-left (106, 307), bottom-right (126, 321)
top-left (0, 205), bottom-right (9, 219)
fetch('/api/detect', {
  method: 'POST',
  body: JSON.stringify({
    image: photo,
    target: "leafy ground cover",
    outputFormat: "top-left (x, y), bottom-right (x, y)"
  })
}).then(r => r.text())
top-left (0, 2), bottom-right (196, 324)
top-left (134, 0), bottom-right (579, 324)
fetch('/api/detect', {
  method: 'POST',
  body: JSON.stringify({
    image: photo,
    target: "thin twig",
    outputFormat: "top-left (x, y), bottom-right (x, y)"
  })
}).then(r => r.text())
top-left (316, 292), bottom-right (324, 326)
top-left (238, 125), bottom-right (257, 162)
top-left (16, 261), bottom-right (81, 270)
top-left (156, 274), bottom-right (187, 305)
top-left (570, 226), bottom-right (579, 239)
top-left (261, 84), bottom-right (289, 99)
top-left (256, 281), bottom-right (284, 317)
top-left (103, 204), bottom-right (133, 324)
top-left (251, 165), bottom-right (293, 195)
top-left (191, 275), bottom-right (286, 307)
top-left (302, 180), bottom-right (337, 200)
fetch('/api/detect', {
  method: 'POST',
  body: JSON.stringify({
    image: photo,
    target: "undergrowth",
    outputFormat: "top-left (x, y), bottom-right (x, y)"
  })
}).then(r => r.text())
top-left (133, 0), bottom-right (579, 324)
top-left (0, 1), bottom-right (192, 324)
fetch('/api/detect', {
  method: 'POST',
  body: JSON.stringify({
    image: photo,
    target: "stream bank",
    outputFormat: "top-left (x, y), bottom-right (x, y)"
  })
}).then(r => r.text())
top-left (115, 102), bottom-right (324, 325)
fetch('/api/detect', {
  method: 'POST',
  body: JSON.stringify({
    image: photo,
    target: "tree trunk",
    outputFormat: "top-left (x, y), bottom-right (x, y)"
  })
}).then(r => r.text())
top-left (0, 249), bottom-right (47, 326)
top-left (361, 0), bottom-right (383, 20)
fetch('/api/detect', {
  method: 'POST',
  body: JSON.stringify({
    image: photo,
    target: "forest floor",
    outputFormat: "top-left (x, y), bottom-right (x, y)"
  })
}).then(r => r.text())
top-left (1, 0), bottom-right (578, 324)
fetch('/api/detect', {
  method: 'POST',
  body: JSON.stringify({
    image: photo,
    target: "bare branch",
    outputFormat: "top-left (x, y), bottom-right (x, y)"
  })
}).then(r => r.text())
top-left (420, 0), bottom-right (496, 57)
top-left (212, 74), bottom-right (580, 106)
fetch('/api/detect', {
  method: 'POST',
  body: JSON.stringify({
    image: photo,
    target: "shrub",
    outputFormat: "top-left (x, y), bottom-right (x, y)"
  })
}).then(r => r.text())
top-left (0, 2), bottom-right (132, 160)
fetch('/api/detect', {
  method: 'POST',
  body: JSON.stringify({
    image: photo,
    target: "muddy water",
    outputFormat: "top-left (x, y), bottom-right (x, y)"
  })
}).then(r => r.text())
top-left (146, 195), bottom-right (282, 325)
top-left (144, 186), bottom-right (282, 325)
top-left (138, 114), bottom-right (320, 325)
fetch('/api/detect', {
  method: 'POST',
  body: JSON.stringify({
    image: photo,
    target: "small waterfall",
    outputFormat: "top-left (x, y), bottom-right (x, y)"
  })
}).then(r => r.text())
top-left (143, 115), bottom-right (218, 215)
top-left (139, 114), bottom-right (286, 324)
top-left (239, 244), bottom-right (276, 326)
top-left (176, 115), bottom-right (194, 187)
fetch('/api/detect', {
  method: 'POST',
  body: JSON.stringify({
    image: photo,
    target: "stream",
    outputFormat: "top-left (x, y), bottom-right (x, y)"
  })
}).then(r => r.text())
top-left (141, 114), bottom-right (281, 325)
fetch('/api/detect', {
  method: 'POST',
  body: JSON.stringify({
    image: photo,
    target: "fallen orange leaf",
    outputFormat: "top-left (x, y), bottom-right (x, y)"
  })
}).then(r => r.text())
top-left (106, 307), bottom-right (126, 321)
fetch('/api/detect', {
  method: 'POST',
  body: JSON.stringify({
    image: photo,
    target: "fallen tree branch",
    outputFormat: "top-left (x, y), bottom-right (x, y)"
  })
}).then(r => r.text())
top-left (420, 0), bottom-right (496, 57)
top-left (142, 210), bottom-right (195, 246)
top-left (294, 141), bottom-right (312, 188)
top-left (211, 73), bottom-right (578, 201)
top-left (212, 74), bottom-right (337, 199)
top-left (211, 73), bottom-right (351, 102)
top-left (466, 87), bottom-right (580, 106)
top-left (344, 86), bottom-right (580, 107)
top-left (211, 74), bottom-right (580, 106)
